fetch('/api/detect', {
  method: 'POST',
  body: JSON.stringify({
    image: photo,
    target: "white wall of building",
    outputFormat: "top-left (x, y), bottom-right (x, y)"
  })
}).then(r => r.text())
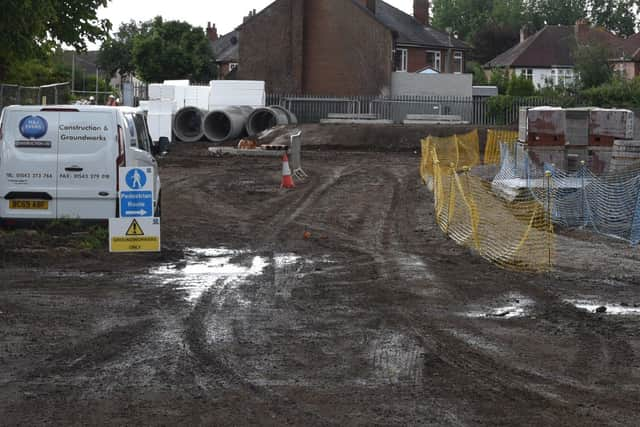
top-left (515, 67), bottom-right (575, 88)
top-left (391, 72), bottom-right (473, 97)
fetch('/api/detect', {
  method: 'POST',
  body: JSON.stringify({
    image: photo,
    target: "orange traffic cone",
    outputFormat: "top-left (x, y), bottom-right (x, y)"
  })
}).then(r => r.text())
top-left (281, 153), bottom-right (295, 189)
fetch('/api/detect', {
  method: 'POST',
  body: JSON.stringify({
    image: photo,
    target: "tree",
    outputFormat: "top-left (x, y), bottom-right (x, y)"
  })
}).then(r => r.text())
top-left (98, 21), bottom-right (151, 77)
top-left (471, 25), bottom-right (520, 64)
top-left (524, 0), bottom-right (587, 27)
top-left (0, 0), bottom-right (111, 80)
top-left (573, 43), bottom-right (613, 88)
top-left (431, 0), bottom-right (495, 42)
top-left (131, 17), bottom-right (216, 83)
top-left (589, 0), bottom-right (637, 36)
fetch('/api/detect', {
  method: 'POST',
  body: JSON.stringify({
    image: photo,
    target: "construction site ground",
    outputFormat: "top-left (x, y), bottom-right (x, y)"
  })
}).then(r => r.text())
top-left (1, 124), bottom-right (639, 426)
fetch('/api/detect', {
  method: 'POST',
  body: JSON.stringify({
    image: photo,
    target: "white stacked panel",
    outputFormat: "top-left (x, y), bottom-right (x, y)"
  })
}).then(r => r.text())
top-left (173, 85), bottom-right (209, 110)
top-left (138, 100), bottom-right (150, 111)
top-left (163, 80), bottom-right (190, 86)
top-left (148, 84), bottom-right (175, 100)
top-left (146, 100), bottom-right (177, 142)
top-left (147, 100), bottom-right (177, 114)
top-left (209, 80), bottom-right (266, 109)
top-left (147, 114), bottom-right (173, 142)
top-left (196, 86), bottom-right (211, 110)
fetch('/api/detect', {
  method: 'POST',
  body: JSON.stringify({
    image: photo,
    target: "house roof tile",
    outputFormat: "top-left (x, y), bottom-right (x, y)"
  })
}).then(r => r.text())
top-left (485, 26), bottom-right (574, 68)
top-left (373, 1), bottom-right (471, 50)
top-left (486, 23), bottom-right (640, 69)
top-left (210, 30), bottom-right (239, 63)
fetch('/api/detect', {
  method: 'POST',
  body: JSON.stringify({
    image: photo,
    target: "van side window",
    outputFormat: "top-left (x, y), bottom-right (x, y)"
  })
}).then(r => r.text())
top-left (132, 114), bottom-right (151, 152)
top-left (124, 114), bottom-right (137, 147)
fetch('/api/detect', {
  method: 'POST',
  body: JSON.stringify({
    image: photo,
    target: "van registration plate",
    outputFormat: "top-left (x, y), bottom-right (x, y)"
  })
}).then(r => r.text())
top-left (9, 200), bottom-right (48, 210)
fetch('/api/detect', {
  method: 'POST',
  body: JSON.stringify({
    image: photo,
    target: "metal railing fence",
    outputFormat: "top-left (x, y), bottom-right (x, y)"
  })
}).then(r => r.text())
top-left (0, 82), bottom-right (71, 109)
top-left (266, 93), bottom-right (564, 126)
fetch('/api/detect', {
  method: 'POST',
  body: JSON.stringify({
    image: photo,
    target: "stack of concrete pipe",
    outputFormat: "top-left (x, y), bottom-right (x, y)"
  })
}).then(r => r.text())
top-left (173, 105), bottom-right (297, 143)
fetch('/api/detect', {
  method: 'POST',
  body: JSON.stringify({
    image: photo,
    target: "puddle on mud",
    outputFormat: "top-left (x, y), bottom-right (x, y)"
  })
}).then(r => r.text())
top-left (463, 293), bottom-right (534, 319)
top-left (274, 254), bottom-right (301, 268)
top-left (565, 299), bottom-right (640, 316)
top-left (150, 248), bottom-right (268, 303)
top-left (150, 248), bottom-right (305, 304)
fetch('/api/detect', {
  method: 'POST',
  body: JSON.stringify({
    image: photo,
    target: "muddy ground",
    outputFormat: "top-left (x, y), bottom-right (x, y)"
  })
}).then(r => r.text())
top-left (1, 125), bottom-right (639, 426)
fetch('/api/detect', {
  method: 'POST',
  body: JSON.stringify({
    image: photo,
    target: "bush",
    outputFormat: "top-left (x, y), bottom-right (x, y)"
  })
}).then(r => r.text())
top-left (507, 74), bottom-right (535, 97)
top-left (579, 77), bottom-right (640, 108)
top-left (468, 61), bottom-right (488, 85)
top-left (489, 68), bottom-right (509, 94)
top-left (574, 43), bottom-right (613, 89)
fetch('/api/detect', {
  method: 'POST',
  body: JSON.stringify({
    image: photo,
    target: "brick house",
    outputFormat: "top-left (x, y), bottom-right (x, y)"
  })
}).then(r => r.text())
top-left (485, 20), bottom-right (640, 88)
top-left (209, 0), bottom-right (472, 95)
top-left (207, 23), bottom-right (239, 79)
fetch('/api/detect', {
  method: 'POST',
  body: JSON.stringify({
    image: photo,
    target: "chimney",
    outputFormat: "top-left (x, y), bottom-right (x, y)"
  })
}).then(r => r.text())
top-left (413, 0), bottom-right (430, 26)
top-left (520, 26), bottom-right (526, 43)
top-left (243, 9), bottom-right (257, 23)
top-left (574, 18), bottom-right (590, 44)
top-left (206, 22), bottom-right (218, 42)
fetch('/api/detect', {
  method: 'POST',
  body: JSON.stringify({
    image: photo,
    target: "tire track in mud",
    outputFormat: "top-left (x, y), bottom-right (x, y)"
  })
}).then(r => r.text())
top-left (175, 156), bottom-right (457, 423)
top-left (183, 277), bottom-right (334, 424)
top-left (160, 151), bottom-right (639, 424)
top-left (283, 159), bottom-right (638, 423)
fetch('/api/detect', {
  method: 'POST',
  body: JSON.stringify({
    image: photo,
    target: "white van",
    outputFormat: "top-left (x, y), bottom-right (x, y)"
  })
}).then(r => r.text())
top-left (0, 105), bottom-right (161, 221)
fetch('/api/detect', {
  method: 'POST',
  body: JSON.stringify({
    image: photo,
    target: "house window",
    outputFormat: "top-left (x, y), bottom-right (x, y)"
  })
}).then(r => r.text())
top-left (551, 68), bottom-right (573, 86)
top-left (394, 48), bottom-right (408, 72)
top-left (453, 51), bottom-right (463, 73)
top-left (426, 50), bottom-right (441, 72)
top-left (521, 69), bottom-right (533, 80)
top-left (229, 63), bottom-right (239, 72)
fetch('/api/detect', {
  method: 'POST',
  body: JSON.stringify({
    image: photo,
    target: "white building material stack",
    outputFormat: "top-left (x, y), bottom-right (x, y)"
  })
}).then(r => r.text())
top-left (144, 84), bottom-right (178, 141)
top-left (209, 80), bottom-right (266, 109)
top-left (148, 84), bottom-right (175, 101)
top-left (146, 100), bottom-right (177, 142)
top-left (173, 85), bottom-right (210, 110)
top-left (163, 80), bottom-right (190, 86)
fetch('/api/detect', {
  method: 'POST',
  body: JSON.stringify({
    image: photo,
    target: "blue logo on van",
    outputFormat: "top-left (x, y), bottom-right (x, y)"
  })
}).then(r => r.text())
top-left (19, 115), bottom-right (48, 139)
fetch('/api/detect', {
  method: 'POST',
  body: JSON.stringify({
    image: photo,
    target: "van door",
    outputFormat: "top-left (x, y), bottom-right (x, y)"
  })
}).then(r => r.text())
top-left (0, 109), bottom-right (59, 220)
top-left (123, 113), bottom-right (159, 201)
top-left (56, 111), bottom-right (118, 219)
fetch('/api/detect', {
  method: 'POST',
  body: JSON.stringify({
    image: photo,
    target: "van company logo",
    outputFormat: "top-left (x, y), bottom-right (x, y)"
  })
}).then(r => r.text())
top-left (19, 115), bottom-right (48, 139)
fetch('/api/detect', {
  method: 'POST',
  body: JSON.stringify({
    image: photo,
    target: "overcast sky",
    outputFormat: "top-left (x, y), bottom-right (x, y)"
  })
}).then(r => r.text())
top-left (94, 0), bottom-right (414, 47)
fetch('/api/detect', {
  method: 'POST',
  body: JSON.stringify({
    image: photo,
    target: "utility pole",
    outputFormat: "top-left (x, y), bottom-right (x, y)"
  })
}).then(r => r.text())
top-left (95, 67), bottom-right (99, 104)
top-left (71, 51), bottom-right (75, 93)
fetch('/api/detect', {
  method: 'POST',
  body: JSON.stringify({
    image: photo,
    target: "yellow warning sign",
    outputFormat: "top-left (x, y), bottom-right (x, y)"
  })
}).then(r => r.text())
top-left (109, 217), bottom-right (161, 253)
top-left (110, 236), bottom-right (160, 252)
top-left (126, 219), bottom-right (145, 236)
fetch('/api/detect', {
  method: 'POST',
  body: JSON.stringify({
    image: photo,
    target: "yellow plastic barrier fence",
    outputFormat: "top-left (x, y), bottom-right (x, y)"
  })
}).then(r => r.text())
top-left (432, 151), bottom-right (554, 271)
top-left (420, 129), bottom-right (480, 182)
top-left (484, 129), bottom-right (519, 165)
top-left (428, 140), bottom-right (554, 272)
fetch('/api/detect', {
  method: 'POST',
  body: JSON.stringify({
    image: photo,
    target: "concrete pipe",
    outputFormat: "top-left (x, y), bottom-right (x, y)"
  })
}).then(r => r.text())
top-left (269, 105), bottom-right (298, 125)
top-left (246, 107), bottom-right (290, 136)
top-left (203, 106), bottom-right (254, 142)
top-left (173, 107), bottom-right (205, 142)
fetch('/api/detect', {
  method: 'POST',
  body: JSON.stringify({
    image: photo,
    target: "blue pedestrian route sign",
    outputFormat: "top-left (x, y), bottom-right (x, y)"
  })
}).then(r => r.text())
top-left (120, 167), bottom-right (153, 192)
top-left (126, 168), bottom-right (147, 190)
top-left (118, 167), bottom-right (154, 217)
top-left (120, 191), bottom-right (153, 217)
